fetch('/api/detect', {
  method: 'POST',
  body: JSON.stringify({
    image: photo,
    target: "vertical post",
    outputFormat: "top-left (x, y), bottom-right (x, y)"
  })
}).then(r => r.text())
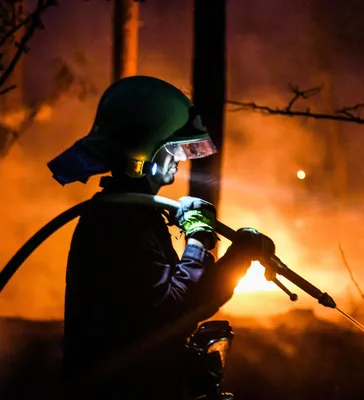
top-left (112, 0), bottom-right (140, 82)
top-left (189, 0), bottom-right (226, 214)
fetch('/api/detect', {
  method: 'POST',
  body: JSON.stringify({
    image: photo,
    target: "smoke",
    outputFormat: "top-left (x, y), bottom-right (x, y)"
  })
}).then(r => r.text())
top-left (174, 97), bottom-right (364, 322)
top-left (173, 84), bottom-right (364, 322)
top-left (1, 0), bottom-right (364, 324)
top-left (0, 96), bottom-right (102, 319)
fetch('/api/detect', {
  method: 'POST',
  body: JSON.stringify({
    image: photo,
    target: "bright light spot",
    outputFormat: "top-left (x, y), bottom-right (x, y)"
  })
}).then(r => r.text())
top-left (297, 170), bottom-right (306, 180)
top-left (234, 261), bottom-right (278, 293)
top-left (151, 162), bottom-right (158, 175)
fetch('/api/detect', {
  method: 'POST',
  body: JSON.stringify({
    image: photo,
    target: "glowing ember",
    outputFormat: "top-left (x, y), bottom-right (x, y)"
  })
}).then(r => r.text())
top-left (234, 261), bottom-right (279, 293)
top-left (296, 170), bottom-right (306, 179)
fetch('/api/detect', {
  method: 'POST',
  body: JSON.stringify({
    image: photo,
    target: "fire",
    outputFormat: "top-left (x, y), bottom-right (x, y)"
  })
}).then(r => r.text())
top-left (234, 261), bottom-right (278, 293)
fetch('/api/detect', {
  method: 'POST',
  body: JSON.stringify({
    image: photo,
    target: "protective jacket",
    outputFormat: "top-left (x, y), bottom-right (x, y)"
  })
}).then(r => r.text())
top-left (63, 176), bottom-right (241, 399)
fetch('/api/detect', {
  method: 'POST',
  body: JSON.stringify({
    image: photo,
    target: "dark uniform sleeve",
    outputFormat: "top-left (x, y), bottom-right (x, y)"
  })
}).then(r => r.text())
top-left (125, 232), bottom-right (218, 319)
top-left (70, 204), bottom-right (247, 324)
top-left (123, 219), bottom-right (247, 322)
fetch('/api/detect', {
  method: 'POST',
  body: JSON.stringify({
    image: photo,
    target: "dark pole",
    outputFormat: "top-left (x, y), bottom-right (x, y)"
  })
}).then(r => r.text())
top-left (190, 0), bottom-right (226, 213)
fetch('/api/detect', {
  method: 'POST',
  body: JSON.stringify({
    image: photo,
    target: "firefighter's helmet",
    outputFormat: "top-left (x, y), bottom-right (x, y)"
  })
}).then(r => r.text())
top-left (82, 75), bottom-right (216, 177)
top-left (47, 75), bottom-right (216, 185)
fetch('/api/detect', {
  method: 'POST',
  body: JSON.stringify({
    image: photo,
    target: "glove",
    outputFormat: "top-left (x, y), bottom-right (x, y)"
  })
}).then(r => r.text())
top-left (227, 228), bottom-right (275, 261)
top-left (175, 196), bottom-right (219, 250)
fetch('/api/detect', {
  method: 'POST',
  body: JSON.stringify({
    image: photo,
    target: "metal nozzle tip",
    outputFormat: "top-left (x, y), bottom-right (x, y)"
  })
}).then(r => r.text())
top-left (318, 292), bottom-right (336, 308)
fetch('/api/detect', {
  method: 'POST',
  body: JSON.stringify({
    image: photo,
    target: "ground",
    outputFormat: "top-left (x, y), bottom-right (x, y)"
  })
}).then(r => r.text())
top-left (1, 309), bottom-right (364, 399)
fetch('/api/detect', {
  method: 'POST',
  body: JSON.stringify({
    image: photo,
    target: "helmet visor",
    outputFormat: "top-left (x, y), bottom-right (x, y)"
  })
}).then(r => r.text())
top-left (164, 138), bottom-right (217, 161)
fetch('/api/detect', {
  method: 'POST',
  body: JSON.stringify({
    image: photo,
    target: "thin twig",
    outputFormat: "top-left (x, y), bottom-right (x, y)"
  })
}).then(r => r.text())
top-left (0, 13), bottom-right (32, 47)
top-left (335, 103), bottom-right (364, 119)
top-left (285, 83), bottom-right (323, 111)
top-left (338, 243), bottom-right (364, 301)
top-left (0, 84), bottom-right (16, 95)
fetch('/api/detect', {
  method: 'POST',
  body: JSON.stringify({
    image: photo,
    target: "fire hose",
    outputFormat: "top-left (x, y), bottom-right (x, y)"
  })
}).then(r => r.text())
top-left (0, 193), bottom-right (363, 332)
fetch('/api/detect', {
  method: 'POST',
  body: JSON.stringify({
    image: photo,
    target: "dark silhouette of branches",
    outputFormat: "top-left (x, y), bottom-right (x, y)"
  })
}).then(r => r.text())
top-left (227, 84), bottom-right (364, 124)
top-left (0, 83), bottom-right (16, 95)
top-left (338, 243), bottom-right (364, 301)
top-left (0, 0), bottom-right (57, 95)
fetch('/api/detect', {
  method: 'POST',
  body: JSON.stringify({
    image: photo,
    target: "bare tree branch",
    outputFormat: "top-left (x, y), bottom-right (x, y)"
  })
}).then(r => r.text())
top-left (0, 84), bottom-right (16, 95)
top-left (338, 243), bottom-right (364, 301)
top-left (228, 84), bottom-right (364, 124)
top-left (0, 9), bottom-right (32, 48)
top-left (0, 0), bottom-right (57, 93)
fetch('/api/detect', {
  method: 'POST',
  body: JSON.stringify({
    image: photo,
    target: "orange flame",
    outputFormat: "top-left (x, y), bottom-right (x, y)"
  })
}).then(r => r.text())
top-left (234, 261), bottom-right (279, 293)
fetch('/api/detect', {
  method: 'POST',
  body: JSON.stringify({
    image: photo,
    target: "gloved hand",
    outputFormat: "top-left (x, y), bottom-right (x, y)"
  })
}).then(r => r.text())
top-left (227, 228), bottom-right (275, 262)
top-left (175, 196), bottom-right (219, 250)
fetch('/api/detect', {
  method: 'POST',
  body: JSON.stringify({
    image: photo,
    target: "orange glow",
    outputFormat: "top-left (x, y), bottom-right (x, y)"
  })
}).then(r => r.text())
top-left (0, 108), bottom-right (27, 130)
top-left (34, 105), bottom-right (53, 122)
top-left (234, 261), bottom-right (278, 293)
top-left (0, 14), bottom-right (363, 323)
top-left (0, 94), bottom-right (359, 322)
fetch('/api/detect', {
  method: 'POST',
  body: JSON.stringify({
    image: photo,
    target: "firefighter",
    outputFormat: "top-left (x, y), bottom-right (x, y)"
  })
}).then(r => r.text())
top-left (48, 75), bottom-right (275, 399)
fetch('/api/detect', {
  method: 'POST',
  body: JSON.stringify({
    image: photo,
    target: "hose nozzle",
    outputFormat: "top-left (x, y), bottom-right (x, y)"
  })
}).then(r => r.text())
top-left (318, 292), bottom-right (336, 308)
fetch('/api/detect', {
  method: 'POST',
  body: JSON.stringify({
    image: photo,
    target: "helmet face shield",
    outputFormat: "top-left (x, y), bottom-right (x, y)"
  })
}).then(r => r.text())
top-left (164, 138), bottom-right (217, 161)
top-left (150, 104), bottom-right (217, 164)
